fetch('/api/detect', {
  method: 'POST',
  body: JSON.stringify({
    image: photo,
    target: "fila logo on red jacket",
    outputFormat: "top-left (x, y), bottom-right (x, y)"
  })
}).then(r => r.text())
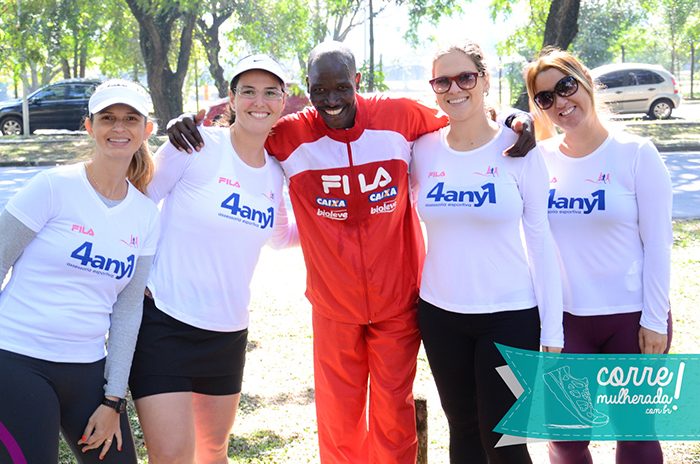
top-left (321, 167), bottom-right (392, 195)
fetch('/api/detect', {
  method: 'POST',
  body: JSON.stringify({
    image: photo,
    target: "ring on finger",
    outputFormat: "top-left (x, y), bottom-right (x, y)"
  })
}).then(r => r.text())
top-left (106, 439), bottom-right (113, 443)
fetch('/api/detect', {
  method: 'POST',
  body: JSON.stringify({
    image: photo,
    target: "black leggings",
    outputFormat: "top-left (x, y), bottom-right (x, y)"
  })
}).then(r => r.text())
top-left (418, 299), bottom-right (540, 464)
top-left (0, 349), bottom-right (137, 464)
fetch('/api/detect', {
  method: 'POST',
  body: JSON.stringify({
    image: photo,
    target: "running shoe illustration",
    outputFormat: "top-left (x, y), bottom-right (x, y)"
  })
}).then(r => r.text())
top-left (543, 366), bottom-right (609, 427)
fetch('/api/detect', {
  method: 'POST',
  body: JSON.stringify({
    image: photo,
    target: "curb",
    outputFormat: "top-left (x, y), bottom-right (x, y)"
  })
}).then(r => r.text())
top-left (1, 146), bottom-right (699, 168)
top-left (657, 145), bottom-right (700, 153)
top-left (0, 160), bottom-right (77, 167)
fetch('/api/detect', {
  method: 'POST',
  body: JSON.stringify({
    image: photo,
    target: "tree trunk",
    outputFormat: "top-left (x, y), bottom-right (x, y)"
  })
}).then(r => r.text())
top-left (542, 0), bottom-right (580, 50)
top-left (79, 44), bottom-right (87, 78)
top-left (691, 42), bottom-right (695, 100)
top-left (513, 0), bottom-right (580, 110)
top-left (61, 58), bottom-right (71, 79)
top-left (125, 0), bottom-right (197, 133)
top-left (196, 13), bottom-right (233, 99)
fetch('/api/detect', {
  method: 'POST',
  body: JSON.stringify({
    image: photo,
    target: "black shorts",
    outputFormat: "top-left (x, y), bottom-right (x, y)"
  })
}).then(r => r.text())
top-left (129, 295), bottom-right (247, 400)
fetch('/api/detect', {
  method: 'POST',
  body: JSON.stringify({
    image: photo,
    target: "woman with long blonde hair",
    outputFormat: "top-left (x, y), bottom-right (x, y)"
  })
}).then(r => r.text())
top-left (0, 79), bottom-right (160, 463)
top-left (525, 48), bottom-right (673, 464)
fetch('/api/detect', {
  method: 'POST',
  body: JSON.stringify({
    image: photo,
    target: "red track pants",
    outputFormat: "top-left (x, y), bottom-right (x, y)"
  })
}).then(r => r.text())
top-left (312, 308), bottom-right (421, 464)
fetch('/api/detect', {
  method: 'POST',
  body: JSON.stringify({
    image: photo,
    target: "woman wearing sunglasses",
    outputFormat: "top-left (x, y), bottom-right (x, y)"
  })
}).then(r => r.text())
top-left (128, 55), bottom-right (298, 464)
top-left (410, 39), bottom-right (563, 464)
top-left (525, 48), bottom-right (672, 464)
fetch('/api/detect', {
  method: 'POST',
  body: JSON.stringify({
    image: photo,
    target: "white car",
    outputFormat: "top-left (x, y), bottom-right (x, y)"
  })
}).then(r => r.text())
top-left (590, 63), bottom-right (682, 119)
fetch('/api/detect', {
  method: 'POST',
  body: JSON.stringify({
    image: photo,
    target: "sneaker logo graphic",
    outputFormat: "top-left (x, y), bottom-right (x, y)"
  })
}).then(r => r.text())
top-left (544, 366), bottom-right (609, 428)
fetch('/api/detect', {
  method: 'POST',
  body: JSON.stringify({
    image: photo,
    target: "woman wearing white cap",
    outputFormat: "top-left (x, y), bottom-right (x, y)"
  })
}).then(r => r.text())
top-left (0, 79), bottom-right (160, 463)
top-left (128, 54), bottom-right (298, 464)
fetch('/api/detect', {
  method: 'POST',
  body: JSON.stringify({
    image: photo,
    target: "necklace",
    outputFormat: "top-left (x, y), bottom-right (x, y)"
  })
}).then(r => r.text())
top-left (86, 162), bottom-right (122, 200)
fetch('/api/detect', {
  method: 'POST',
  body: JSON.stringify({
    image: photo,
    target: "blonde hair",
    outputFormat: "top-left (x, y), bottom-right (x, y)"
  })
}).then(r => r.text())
top-left (524, 47), bottom-right (597, 134)
top-left (88, 80), bottom-right (154, 195)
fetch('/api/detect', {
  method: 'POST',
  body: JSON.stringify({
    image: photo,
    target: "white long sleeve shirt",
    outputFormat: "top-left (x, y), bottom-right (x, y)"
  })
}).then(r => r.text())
top-left (411, 125), bottom-right (563, 348)
top-left (539, 131), bottom-right (672, 334)
top-left (147, 126), bottom-right (298, 332)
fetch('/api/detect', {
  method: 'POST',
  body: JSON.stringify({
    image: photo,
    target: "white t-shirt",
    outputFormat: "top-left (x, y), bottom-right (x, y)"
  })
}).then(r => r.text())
top-left (0, 163), bottom-right (160, 362)
top-left (147, 126), bottom-right (291, 331)
top-left (539, 131), bottom-right (672, 334)
top-left (411, 125), bottom-right (563, 347)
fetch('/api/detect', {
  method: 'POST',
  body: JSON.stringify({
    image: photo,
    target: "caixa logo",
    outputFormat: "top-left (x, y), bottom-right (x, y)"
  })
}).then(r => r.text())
top-left (316, 197), bottom-right (347, 208)
top-left (220, 192), bottom-right (274, 229)
top-left (369, 186), bottom-right (397, 203)
top-left (70, 242), bottom-right (134, 280)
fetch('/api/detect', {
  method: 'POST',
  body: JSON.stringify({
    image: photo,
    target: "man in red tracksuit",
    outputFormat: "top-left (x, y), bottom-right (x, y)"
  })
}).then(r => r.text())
top-left (267, 44), bottom-right (445, 463)
top-left (168, 41), bottom-right (532, 463)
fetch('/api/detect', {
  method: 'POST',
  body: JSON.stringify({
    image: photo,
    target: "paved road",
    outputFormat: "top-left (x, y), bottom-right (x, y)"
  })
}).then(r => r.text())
top-left (0, 154), bottom-right (698, 218)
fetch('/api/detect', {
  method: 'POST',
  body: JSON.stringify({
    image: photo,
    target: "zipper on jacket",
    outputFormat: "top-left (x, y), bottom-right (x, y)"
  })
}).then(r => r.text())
top-left (345, 132), bottom-right (372, 324)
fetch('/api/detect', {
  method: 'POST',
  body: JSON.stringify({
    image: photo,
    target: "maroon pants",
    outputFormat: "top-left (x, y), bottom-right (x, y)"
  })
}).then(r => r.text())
top-left (549, 311), bottom-right (672, 464)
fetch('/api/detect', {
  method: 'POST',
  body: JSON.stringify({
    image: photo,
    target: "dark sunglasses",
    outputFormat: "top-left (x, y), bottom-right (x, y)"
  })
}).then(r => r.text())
top-left (429, 72), bottom-right (485, 94)
top-left (533, 75), bottom-right (579, 110)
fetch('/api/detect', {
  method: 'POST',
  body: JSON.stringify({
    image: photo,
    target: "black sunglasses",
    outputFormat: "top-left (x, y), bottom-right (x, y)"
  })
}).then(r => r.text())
top-left (533, 75), bottom-right (579, 110)
top-left (429, 72), bottom-right (485, 94)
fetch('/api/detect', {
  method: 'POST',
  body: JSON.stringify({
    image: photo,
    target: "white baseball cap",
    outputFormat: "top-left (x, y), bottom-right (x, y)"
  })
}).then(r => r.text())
top-left (231, 54), bottom-right (286, 85)
top-left (89, 80), bottom-right (150, 117)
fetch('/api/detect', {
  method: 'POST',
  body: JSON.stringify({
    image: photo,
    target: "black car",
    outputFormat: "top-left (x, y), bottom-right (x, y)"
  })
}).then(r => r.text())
top-left (0, 78), bottom-right (101, 135)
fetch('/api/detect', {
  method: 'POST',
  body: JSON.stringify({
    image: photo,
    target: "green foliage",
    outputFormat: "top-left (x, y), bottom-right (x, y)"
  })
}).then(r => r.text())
top-left (94, 0), bottom-right (145, 80)
top-left (401, 0), bottom-right (463, 46)
top-left (227, 430), bottom-right (295, 462)
top-left (673, 220), bottom-right (700, 248)
top-left (571, 0), bottom-right (647, 68)
top-left (491, 0), bottom-right (551, 58)
top-left (358, 60), bottom-right (390, 92)
top-left (232, 0), bottom-right (312, 61)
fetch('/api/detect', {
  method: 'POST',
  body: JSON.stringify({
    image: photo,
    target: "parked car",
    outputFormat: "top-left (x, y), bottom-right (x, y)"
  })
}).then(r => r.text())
top-left (203, 82), bottom-right (310, 126)
top-left (0, 78), bottom-right (101, 135)
top-left (590, 63), bottom-right (682, 119)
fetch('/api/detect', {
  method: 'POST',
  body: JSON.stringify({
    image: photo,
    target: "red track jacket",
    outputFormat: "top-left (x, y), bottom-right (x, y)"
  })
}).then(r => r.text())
top-left (265, 94), bottom-right (448, 324)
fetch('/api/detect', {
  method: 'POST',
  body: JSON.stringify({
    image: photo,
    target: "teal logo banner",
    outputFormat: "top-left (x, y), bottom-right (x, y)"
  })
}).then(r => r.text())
top-left (494, 344), bottom-right (700, 441)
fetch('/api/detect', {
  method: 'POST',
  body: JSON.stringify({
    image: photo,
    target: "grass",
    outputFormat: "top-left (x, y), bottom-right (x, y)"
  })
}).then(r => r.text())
top-left (54, 220), bottom-right (700, 463)
top-left (622, 123), bottom-right (700, 150)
